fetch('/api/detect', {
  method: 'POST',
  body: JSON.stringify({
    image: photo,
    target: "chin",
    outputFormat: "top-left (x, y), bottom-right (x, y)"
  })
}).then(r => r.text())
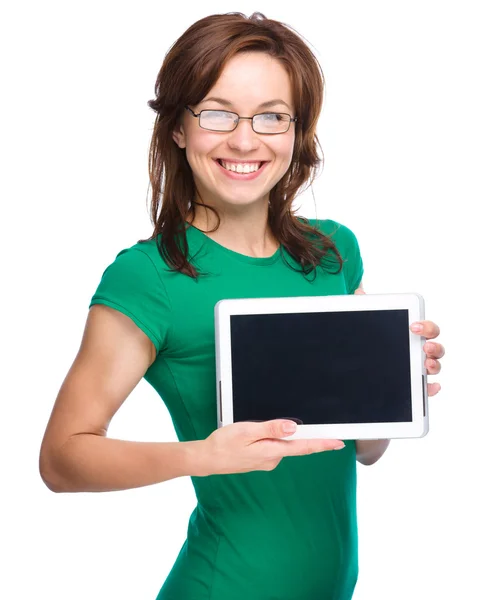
top-left (218, 196), bottom-right (269, 209)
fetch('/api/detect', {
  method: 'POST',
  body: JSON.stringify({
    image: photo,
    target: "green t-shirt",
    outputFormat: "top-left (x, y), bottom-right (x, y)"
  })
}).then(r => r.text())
top-left (89, 218), bottom-right (364, 600)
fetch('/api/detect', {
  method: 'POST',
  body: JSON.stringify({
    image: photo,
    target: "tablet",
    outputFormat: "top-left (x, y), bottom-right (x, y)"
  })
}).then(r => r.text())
top-left (214, 293), bottom-right (428, 440)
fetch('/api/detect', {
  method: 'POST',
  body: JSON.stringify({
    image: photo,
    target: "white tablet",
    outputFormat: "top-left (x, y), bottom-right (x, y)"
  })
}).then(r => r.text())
top-left (214, 293), bottom-right (428, 440)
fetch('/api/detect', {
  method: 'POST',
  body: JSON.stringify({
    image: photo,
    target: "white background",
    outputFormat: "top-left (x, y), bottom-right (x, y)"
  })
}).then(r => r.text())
top-left (2, 1), bottom-right (476, 598)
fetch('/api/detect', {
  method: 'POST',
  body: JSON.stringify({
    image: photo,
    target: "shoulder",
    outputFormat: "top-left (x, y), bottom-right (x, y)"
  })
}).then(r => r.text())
top-left (92, 238), bottom-right (170, 295)
top-left (104, 237), bottom-right (169, 275)
top-left (299, 217), bottom-right (361, 251)
top-left (121, 237), bottom-right (162, 262)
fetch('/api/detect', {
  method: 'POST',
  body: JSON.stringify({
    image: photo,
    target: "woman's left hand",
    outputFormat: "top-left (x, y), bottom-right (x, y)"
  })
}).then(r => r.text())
top-left (354, 287), bottom-right (444, 397)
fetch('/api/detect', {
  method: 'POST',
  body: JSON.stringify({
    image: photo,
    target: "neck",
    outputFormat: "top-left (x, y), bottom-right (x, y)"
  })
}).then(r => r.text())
top-left (186, 202), bottom-right (279, 258)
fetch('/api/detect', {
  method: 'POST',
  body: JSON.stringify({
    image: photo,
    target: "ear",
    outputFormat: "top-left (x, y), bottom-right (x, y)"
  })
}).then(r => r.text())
top-left (172, 123), bottom-right (186, 149)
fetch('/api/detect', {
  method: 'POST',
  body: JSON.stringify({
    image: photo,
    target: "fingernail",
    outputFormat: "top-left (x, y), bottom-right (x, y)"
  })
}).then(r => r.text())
top-left (283, 422), bottom-right (297, 433)
top-left (333, 442), bottom-right (345, 450)
top-left (411, 323), bottom-right (423, 332)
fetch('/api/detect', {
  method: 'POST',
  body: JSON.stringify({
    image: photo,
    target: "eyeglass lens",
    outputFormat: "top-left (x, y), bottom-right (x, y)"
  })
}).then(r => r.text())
top-left (199, 110), bottom-right (291, 133)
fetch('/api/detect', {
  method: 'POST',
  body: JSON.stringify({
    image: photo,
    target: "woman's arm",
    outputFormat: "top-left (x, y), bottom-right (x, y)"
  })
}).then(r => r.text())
top-left (43, 435), bottom-right (205, 493)
top-left (39, 304), bottom-right (205, 493)
top-left (355, 439), bottom-right (391, 466)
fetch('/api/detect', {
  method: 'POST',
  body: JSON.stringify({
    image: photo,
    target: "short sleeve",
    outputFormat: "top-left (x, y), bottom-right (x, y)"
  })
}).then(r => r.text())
top-left (334, 222), bottom-right (364, 294)
top-left (88, 247), bottom-right (172, 354)
top-left (307, 219), bottom-right (364, 294)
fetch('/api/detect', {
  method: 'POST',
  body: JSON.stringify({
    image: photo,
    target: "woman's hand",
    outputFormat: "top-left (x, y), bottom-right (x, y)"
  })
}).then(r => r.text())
top-left (409, 320), bottom-right (444, 396)
top-left (199, 420), bottom-right (345, 476)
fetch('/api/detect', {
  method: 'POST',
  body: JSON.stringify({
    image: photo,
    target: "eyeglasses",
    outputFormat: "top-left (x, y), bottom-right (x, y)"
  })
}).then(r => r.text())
top-left (184, 105), bottom-right (298, 135)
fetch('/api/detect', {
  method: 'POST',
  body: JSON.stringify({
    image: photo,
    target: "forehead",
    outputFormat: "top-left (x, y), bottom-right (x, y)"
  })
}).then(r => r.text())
top-left (203, 52), bottom-right (294, 111)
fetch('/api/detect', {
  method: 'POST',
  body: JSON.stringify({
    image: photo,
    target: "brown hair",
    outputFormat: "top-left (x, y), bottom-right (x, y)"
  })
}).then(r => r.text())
top-left (140, 11), bottom-right (343, 280)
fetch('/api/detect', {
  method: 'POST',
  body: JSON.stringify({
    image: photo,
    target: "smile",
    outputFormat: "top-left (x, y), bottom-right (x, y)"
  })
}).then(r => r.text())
top-left (214, 159), bottom-right (269, 180)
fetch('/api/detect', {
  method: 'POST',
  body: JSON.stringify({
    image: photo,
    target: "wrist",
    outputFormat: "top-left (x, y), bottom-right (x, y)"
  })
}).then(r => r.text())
top-left (183, 439), bottom-right (211, 477)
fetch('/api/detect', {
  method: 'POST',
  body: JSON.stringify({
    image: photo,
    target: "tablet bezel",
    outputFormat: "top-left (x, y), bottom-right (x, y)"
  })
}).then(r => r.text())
top-left (214, 293), bottom-right (428, 440)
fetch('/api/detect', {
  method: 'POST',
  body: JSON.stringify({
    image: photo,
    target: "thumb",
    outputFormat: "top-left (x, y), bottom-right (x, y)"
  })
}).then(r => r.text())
top-left (261, 419), bottom-right (298, 439)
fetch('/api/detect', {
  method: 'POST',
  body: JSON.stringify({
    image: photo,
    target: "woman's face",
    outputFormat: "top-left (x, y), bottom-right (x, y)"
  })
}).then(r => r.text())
top-left (173, 52), bottom-right (296, 213)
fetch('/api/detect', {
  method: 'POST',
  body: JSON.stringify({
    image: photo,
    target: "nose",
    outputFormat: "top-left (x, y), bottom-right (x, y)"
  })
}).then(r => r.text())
top-left (227, 118), bottom-right (260, 153)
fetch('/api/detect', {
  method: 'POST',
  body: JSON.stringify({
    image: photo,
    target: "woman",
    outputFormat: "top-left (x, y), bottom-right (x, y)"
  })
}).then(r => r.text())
top-left (39, 12), bottom-right (444, 600)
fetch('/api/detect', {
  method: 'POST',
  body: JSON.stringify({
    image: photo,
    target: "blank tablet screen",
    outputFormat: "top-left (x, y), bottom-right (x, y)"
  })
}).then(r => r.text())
top-left (230, 309), bottom-right (412, 424)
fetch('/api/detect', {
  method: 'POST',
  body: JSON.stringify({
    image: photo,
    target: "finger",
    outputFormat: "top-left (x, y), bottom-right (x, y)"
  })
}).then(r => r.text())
top-left (425, 358), bottom-right (442, 374)
top-left (354, 288), bottom-right (366, 295)
top-left (410, 320), bottom-right (440, 339)
top-left (424, 342), bottom-right (445, 359)
top-left (281, 438), bottom-right (345, 456)
top-left (427, 382), bottom-right (441, 396)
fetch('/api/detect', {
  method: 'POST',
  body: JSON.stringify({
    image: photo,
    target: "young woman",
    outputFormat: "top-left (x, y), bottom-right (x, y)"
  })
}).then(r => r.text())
top-left (39, 12), bottom-right (444, 600)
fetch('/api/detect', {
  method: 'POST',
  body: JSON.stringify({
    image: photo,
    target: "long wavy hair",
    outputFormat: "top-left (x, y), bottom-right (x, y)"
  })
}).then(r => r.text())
top-left (139, 11), bottom-right (343, 280)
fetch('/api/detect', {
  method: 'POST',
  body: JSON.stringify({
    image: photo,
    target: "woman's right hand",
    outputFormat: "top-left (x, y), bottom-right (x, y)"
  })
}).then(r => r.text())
top-left (199, 420), bottom-right (345, 476)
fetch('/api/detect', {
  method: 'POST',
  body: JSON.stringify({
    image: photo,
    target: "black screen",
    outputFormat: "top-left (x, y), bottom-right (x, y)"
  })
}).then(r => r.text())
top-left (230, 309), bottom-right (412, 424)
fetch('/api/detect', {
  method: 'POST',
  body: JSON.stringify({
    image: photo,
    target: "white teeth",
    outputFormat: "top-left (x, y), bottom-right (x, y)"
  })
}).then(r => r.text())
top-left (219, 160), bottom-right (261, 173)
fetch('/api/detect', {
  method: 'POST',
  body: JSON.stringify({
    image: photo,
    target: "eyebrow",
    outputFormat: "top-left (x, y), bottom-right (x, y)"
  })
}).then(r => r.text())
top-left (201, 96), bottom-right (292, 112)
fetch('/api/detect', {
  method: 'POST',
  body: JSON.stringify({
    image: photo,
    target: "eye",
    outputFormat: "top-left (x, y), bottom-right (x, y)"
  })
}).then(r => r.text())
top-left (202, 110), bottom-right (237, 123)
top-left (262, 113), bottom-right (284, 121)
